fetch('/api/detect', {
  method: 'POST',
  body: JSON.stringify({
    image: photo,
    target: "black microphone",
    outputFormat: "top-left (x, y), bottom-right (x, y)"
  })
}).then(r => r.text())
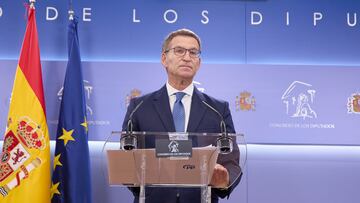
top-left (122, 100), bottom-right (143, 150)
top-left (202, 100), bottom-right (233, 154)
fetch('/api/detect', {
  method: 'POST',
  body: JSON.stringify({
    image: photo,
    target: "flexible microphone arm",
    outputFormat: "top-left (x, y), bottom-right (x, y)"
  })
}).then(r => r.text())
top-left (202, 100), bottom-right (233, 154)
top-left (122, 100), bottom-right (143, 150)
top-left (202, 101), bottom-right (227, 135)
top-left (126, 100), bottom-right (144, 133)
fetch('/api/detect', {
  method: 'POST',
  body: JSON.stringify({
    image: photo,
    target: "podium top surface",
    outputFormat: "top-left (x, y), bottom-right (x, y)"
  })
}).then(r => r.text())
top-left (111, 131), bottom-right (244, 137)
top-left (102, 131), bottom-right (247, 188)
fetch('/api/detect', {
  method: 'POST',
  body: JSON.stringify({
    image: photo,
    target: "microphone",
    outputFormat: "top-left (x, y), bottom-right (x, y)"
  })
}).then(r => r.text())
top-left (202, 101), bottom-right (233, 154)
top-left (122, 100), bottom-right (144, 150)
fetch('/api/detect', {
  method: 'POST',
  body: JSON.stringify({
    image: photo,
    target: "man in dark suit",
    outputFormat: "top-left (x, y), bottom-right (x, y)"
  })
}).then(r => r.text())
top-left (122, 28), bottom-right (242, 203)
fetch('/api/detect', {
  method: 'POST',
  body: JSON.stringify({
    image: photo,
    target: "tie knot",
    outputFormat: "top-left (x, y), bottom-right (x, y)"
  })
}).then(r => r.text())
top-left (175, 92), bottom-right (186, 102)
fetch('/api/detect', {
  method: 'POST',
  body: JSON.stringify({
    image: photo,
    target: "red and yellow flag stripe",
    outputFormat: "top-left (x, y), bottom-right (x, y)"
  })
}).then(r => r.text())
top-left (0, 7), bottom-right (50, 203)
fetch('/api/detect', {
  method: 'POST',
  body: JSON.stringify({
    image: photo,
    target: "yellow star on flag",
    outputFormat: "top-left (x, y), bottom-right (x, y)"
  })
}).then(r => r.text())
top-left (58, 128), bottom-right (75, 146)
top-left (50, 182), bottom-right (61, 199)
top-left (81, 116), bottom-right (88, 132)
top-left (53, 154), bottom-right (62, 170)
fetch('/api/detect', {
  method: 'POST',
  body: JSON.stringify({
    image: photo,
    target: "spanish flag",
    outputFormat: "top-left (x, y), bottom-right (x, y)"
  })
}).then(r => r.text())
top-left (0, 6), bottom-right (51, 203)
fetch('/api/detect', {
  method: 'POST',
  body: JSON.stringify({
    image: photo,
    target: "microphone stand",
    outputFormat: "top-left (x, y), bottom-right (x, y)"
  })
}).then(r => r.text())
top-left (120, 101), bottom-right (143, 150)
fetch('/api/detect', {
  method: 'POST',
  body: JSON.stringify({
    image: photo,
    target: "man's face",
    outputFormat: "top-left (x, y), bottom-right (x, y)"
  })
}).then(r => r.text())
top-left (161, 36), bottom-right (201, 81)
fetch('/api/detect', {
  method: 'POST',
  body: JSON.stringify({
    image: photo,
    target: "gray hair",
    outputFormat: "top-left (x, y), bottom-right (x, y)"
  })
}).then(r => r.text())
top-left (161, 28), bottom-right (201, 53)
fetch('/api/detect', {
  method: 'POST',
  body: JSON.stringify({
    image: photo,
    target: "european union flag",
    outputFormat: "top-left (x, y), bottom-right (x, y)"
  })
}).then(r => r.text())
top-left (51, 17), bottom-right (92, 203)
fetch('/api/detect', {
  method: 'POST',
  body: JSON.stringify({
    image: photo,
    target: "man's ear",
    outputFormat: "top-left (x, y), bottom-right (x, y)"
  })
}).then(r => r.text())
top-left (161, 52), bottom-right (167, 68)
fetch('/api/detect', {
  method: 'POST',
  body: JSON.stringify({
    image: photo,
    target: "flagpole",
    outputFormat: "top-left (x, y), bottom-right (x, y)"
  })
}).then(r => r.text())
top-left (29, 0), bottom-right (36, 8)
top-left (68, 0), bottom-right (74, 21)
top-left (68, 9), bottom-right (74, 21)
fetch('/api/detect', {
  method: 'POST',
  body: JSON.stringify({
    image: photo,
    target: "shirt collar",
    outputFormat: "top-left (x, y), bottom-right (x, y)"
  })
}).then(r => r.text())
top-left (166, 81), bottom-right (194, 97)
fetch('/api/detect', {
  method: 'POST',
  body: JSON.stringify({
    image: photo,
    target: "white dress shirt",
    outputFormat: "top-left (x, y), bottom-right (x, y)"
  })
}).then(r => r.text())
top-left (166, 82), bottom-right (194, 132)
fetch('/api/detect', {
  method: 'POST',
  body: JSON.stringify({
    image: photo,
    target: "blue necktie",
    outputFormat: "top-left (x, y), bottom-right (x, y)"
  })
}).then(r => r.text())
top-left (173, 92), bottom-right (186, 132)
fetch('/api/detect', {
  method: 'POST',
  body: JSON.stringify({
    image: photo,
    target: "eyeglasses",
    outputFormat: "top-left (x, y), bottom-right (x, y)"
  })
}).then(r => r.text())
top-left (165, 47), bottom-right (201, 58)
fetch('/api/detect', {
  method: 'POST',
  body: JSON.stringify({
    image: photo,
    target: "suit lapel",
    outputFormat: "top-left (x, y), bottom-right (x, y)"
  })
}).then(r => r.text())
top-left (187, 87), bottom-right (207, 132)
top-left (153, 85), bottom-right (176, 132)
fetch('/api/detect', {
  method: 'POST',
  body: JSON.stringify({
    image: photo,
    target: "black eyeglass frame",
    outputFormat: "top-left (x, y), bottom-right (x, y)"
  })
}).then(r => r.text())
top-left (164, 46), bottom-right (202, 58)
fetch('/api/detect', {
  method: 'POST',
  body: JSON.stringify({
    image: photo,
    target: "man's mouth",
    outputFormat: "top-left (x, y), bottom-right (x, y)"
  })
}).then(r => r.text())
top-left (179, 65), bottom-right (192, 69)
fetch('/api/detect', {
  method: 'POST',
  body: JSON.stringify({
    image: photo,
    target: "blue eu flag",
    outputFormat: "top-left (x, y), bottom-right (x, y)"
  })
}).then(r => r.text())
top-left (51, 18), bottom-right (92, 203)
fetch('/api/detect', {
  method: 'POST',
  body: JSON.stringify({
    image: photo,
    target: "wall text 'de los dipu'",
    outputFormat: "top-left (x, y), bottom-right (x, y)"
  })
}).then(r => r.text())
top-left (0, 6), bottom-right (358, 27)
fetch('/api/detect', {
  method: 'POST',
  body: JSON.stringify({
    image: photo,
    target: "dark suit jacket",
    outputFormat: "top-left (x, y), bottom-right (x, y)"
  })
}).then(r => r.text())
top-left (122, 85), bottom-right (242, 203)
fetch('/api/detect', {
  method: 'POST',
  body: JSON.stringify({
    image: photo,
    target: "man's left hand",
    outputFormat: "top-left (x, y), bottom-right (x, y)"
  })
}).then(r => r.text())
top-left (210, 164), bottom-right (229, 189)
